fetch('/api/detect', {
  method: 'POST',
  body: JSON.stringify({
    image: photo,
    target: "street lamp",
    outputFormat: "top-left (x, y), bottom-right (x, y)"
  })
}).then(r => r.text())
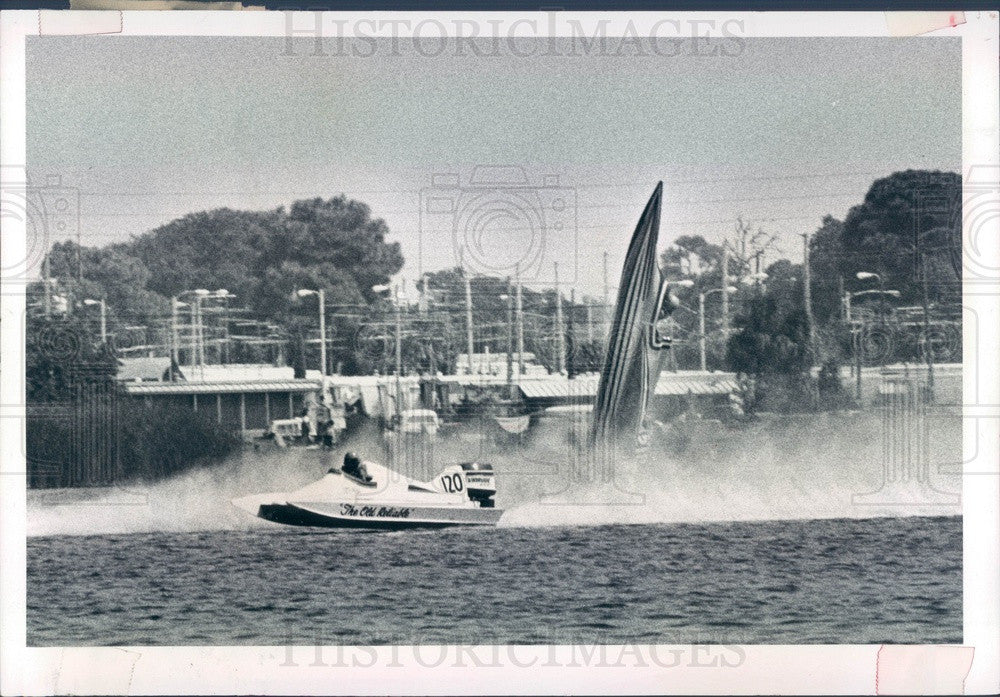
top-left (373, 283), bottom-right (404, 428)
top-left (855, 271), bottom-right (892, 322)
top-left (698, 286), bottom-right (738, 371)
top-left (499, 292), bottom-right (515, 395)
top-left (844, 288), bottom-right (901, 322)
top-left (296, 288), bottom-right (327, 377)
top-left (82, 298), bottom-right (107, 344)
top-left (170, 297), bottom-right (189, 365)
top-left (854, 272), bottom-right (900, 370)
top-left (651, 280), bottom-right (695, 367)
top-left (179, 288), bottom-right (228, 369)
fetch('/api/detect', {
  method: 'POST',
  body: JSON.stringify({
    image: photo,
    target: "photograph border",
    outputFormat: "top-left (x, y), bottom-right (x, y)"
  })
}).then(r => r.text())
top-left (1, 8), bottom-right (997, 695)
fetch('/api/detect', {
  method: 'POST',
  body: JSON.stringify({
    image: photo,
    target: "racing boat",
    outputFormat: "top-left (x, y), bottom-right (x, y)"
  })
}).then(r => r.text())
top-left (232, 457), bottom-right (502, 530)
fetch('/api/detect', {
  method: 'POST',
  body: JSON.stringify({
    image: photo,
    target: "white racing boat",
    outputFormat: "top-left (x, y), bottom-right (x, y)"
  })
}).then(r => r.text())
top-left (232, 455), bottom-right (502, 530)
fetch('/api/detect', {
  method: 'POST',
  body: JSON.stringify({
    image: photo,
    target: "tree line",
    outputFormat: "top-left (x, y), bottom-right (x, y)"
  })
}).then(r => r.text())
top-left (659, 169), bottom-right (961, 411)
top-left (28, 169), bottom-right (961, 402)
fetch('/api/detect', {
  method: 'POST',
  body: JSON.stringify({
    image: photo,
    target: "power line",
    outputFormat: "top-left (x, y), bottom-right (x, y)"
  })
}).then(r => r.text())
top-left (77, 169), bottom-right (907, 198)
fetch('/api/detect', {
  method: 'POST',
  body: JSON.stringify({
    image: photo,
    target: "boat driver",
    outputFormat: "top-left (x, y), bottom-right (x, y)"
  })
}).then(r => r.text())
top-left (341, 452), bottom-right (372, 482)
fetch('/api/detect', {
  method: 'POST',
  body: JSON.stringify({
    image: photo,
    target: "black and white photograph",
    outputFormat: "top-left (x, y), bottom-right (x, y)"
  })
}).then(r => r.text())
top-left (1, 7), bottom-right (998, 696)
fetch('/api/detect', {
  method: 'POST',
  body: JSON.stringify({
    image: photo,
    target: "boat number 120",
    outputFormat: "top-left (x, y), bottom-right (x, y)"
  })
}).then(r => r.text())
top-left (441, 473), bottom-right (464, 493)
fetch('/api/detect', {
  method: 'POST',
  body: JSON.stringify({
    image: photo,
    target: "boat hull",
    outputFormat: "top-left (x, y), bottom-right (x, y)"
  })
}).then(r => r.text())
top-left (257, 501), bottom-right (503, 530)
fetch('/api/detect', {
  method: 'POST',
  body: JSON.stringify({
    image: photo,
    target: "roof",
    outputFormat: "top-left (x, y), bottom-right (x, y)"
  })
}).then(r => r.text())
top-left (518, 375), bottom-right (599, 399)
top-left (180, 364), bottom-right (296, 382)
top-left (656, 373), bottom-right (739, 396)
top-left (122, 379), bottom-right (322, 396)
top-left (544, 404), bottom-right (594, 414)
top-left (116, 356), bottom-right (172, 382)
top-left (517, 372), bottom-right (738, 399)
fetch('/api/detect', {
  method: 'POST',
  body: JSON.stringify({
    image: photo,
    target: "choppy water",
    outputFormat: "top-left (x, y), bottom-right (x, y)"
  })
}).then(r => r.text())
top-left (27, 515), bottom-right (961, 646)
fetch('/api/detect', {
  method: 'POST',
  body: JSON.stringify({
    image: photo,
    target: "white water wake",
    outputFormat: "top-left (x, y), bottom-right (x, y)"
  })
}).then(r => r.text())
top-left (27, 411), bottom-right (961, 537)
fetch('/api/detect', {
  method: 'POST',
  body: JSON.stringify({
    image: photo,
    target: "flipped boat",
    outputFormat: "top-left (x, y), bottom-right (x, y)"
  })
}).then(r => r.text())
top-left (232, 456), bottom-right (502, 530)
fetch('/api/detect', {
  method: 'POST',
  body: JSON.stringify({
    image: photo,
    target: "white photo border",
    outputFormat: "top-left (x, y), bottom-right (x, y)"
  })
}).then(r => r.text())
top-left (1, 9), bottom-right (997, 695)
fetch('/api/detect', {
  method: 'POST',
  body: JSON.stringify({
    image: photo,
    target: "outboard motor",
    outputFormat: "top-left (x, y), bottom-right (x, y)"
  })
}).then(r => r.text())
top-left (460, 462), bottom-right (497, 508)
top-left (433, 462), bottom-right (497, 507)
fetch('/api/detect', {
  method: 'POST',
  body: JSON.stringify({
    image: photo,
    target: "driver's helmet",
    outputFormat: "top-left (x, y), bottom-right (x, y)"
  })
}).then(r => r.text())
top-left (343, 452), bottom-right (360, 470)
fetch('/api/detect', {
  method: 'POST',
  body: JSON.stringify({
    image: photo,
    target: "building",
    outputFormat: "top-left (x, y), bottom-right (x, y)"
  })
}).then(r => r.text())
top-left (122, 378), bottom-right (323, 438)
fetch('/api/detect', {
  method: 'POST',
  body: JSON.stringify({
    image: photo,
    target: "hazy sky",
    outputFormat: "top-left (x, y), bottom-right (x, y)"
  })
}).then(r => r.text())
top-left (27, 35), bottom-right (961, 296)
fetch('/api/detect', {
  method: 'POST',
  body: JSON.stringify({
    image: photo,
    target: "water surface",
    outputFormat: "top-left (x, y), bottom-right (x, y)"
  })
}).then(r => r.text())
top-left (27, 515), bottom-right (961, 646)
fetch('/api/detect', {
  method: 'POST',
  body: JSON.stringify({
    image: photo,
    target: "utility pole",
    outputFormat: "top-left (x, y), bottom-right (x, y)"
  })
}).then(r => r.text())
top-left (802, 231), bottom-right (815, 365)
top-left (419, 275), bottom-right (429, 315)
top-left (602, 251), bottom-right (611, 334)
top-left (190, 297), bottom-right (199, 369)
top-left (98, 299), bottom-right (107, 344)
top-left (838, 275), bottom-right (845, 322)
top-left (318, 287), bottom-right (327, 377)
top-left (84, 297), bottom-right (108, 344)
top-left (515, 263), bottom-right (525, 375)
top-left (554, 261), bottom-right (565, 375)
top-left (464, 274), bottom-right (474, 375)
top-left (394, 287), bottom-right (402, 377)
top-left (505, 280), bottom-right (514, 398)
top-left (42, 253), bottom-right (51, 318)
top-left (394, 285), bottom-right (403, 413)
top-left (567, 288), bottom-right (576, 378)
top-left (699, 292), bottom-right (707, 372)
top-left (171, 297), bottom-right (180, 365)
top-left (586, 303), bottom-right (593, 343)
top-left (721, 245), bottom-right (731, 336)
top-left (855, 326), bottom-right (863, 402)
top-left (198, 298), bottom-right (206, 367)
top-left (922, 255), bottom-right (935, 402)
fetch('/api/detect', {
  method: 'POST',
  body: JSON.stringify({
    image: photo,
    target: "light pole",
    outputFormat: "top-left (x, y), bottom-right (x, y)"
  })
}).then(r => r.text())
top-left (515, 263), bottom-right (525, 375)
top-left (296, 288), bottom-right (327, 377)
top-left (554, 261), bottom-right (565, 375)
top-left (373, 284), bottom-right (404, 414)
top-left (855, 273), bottom-right (896, 369)
top-left (698, 286), bottom-right (737, 371)
top-left (920, 255), bottom-right (935, 401)
top-left (170, 297), bottom-right (188, 365)
top-left (655, 279), bottom-right (694, 372)
top-left (464, 274), bottom-right (474, 375)
top-left (180, 288), bottom-right (228, 369)
top-left (844, 288), bottom-right (901, 323)
top-left (190, 290), bottom-right (207, 368)
top-left (82, 298), bottom-right (107, 344)
top-left (856, 272), bottom-right (885, 319)
top-left (500, 290), bottom-right (514, 397)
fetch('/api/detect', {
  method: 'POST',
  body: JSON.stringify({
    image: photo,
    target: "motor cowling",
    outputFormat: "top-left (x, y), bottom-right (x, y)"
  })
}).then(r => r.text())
top-left (432, 462), bottom-right (497, 508)
top-left (460, 462), bottom-right (497, 508)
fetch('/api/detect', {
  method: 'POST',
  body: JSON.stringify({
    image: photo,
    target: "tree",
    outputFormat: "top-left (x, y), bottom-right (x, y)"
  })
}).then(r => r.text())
top-left (726, 216), bottom-right (781, 282)
top-left (128, 208), bottom-right (282, 303)
top-left (725, 283), bottom-right (811, 413)
top-left (128, 197), bottom-right (404, 318)
top-left (26, 315), bottom-right (118, 402)
top-left (660, 234), bottom-right (724, 277)
top-left (840, 170), bottom-right (961, 304)
top-left (283, 197), bottom-right (403, 304)
top-left (31, 241), bottom-right (168, 324)
top-left (808, 215), bottom-right (845, 325)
